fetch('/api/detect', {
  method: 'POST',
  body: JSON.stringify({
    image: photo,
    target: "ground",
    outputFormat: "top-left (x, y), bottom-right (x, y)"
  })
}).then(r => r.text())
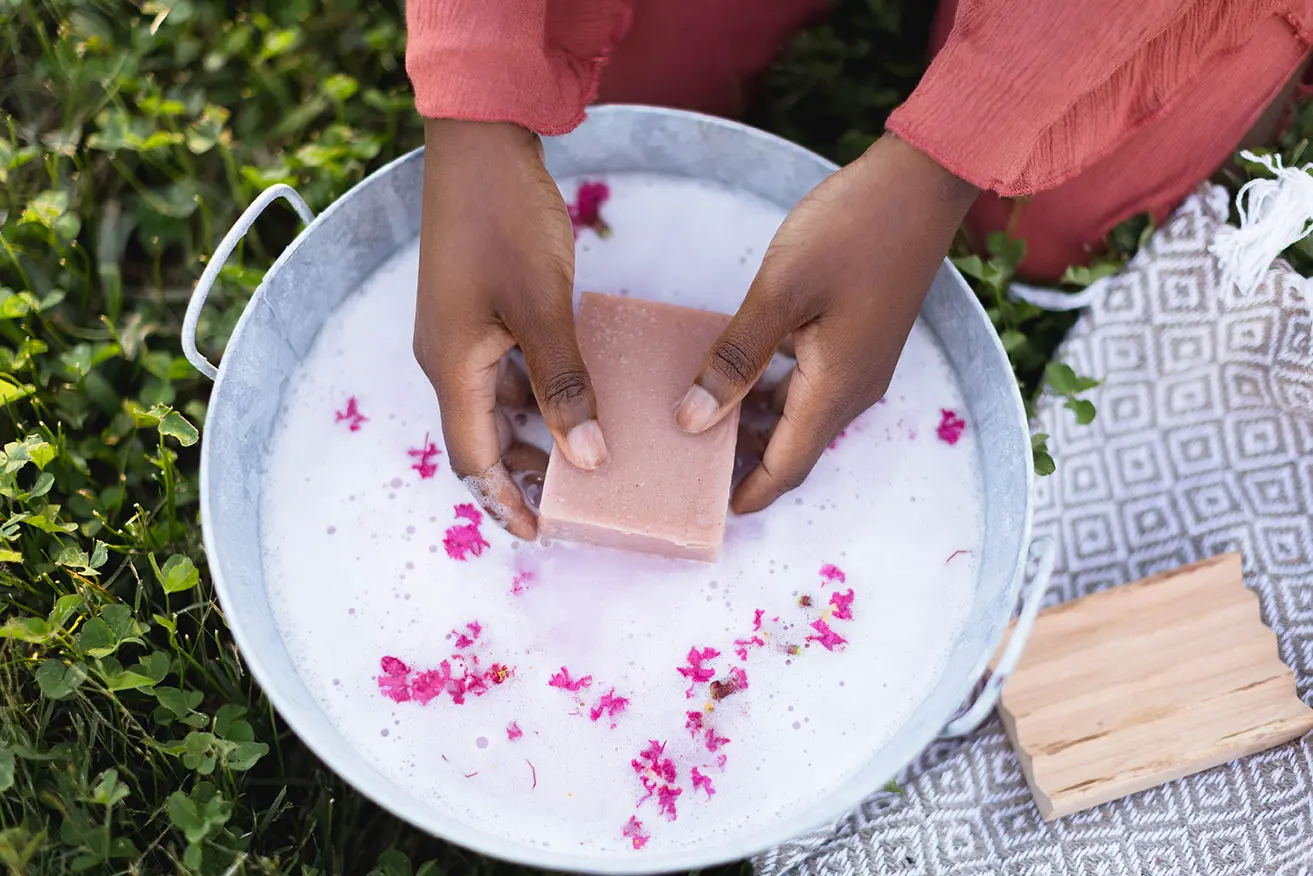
top-left (0, 1), bottom-right (1308, 874)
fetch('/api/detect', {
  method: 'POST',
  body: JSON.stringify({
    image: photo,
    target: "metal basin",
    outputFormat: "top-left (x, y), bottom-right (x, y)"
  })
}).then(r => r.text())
top-left (183, 105), bottom-right (1052, 874)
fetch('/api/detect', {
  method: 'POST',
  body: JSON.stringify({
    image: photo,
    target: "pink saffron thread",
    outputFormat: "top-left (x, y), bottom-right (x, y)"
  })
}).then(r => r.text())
top-left (937, 409), bottom-right (967, 445)
top-left (946, 549), bottom-right (971, 564)
top-left (334, 396), bottom-right (368, 431)
top-left (527, 759), bottom-right (537, 789)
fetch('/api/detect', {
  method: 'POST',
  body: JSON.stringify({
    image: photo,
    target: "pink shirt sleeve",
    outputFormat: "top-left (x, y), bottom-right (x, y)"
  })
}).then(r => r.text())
top-left (405, 0), bottom-right (633, 136)
top-left (887, 0), bottom-right (1308, 197)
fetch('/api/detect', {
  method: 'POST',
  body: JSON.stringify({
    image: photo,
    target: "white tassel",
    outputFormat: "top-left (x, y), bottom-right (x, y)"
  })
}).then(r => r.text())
top-left (1009, 277), bottom-right (1111, 312)
top-left (1211, 150), bottom-right (1313, 300)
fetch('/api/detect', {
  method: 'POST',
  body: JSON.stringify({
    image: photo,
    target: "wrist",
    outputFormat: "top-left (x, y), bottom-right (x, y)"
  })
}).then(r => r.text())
top-left (863, 133), bottom-right (979, 222)
top-left (424, 117), bottom-right (540, 162)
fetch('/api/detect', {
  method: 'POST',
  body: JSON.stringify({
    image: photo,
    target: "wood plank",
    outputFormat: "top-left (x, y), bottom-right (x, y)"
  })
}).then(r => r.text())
top-left (994, 552), bottom-right (1313, 820)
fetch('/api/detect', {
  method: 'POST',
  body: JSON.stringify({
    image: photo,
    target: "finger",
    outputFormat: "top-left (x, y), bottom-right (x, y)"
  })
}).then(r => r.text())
top-left (503, 440), bottom-right (551, 511)
top-left (420, 332), bottom-right (538, 541)
top-left (676, 281), bottom-right (801, 434)
top-left (731, 364), bottom-right (847, 515)
top-left (507, 301), bottom-right (609, 471)
top-left (495, 407), bottom-right (515, 455)
top-left (495, 355), bottom-right (535, 409)
top-left (769, 366), bottom-right (792, 415)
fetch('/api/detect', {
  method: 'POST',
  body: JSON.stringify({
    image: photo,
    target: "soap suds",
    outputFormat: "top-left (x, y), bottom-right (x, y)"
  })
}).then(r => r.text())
top-left (260, 172), bottom-right (984, 859)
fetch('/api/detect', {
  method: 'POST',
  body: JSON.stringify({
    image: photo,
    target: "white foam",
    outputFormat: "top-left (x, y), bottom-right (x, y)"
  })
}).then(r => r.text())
top-left (261, 173), bottom-right (983, 856)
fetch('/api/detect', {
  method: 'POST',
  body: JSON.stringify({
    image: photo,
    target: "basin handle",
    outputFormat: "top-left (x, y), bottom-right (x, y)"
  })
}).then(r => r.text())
top-left (941, 535), bottom-right (1056, 738)
top-left (182, 184), bottom-right (315, 380)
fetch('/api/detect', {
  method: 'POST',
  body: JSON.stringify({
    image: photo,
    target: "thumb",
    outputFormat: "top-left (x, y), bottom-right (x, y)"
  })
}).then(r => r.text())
top-left (510, 302), bottom-right (610, 471)
top-left (676, 282), bottom-right (799, 434)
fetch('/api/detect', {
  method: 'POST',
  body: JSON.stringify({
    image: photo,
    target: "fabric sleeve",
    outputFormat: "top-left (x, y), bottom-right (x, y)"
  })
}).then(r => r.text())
top-left (886, 0), bottom-right (1300, 196)
top-left (405, 0), bottom-right (634, 136)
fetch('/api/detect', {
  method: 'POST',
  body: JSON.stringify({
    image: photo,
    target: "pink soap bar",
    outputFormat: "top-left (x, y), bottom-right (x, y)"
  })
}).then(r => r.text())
top-left (538, 292), bottom-right (739, 561)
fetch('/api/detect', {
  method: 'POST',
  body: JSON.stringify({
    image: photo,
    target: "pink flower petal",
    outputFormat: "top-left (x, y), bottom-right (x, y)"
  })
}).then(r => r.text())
top-left (334, 396), bottom-right (368, 431)
top-left (376, 655), bottom-right (412, 702)
top-left (380, 655), bottom-right (409, 676)
top-left (454, 503), bottom-right (482, 525)
top-left (622, 815), bottom-right (650, 850)
top-left (829, 588), bottom-right (855, 621)
top-left (588, 688), bottom-right (630, 724)
top-left (819, 564), bottom-right (846, 584)
top-left (691, 767), bottom-right (716, 799)
top-left (937, 409), bottom-right (967, 445)
top-left (656, 784), bottom-right (682, 821)
top-left (410, 665), bottom-right (450, 705)
top-left (806, 618), bottom-right (848, 651)
top-left (752, 608), bottom-right (765, 631)
top-left (511, 570), bottom-right (535, 595)
top-left (507, 721), bottom-right (523, 741)
top-left (569, 180), bottom-right (612, 238)
top-left (452, 620), bottom-right (482, 649)
top-left (685, 711), bottom-right (704, 738)
top-left (548, 666), bottom-right (593, 692)
top-left (407, 434), bottom-right (442, 479)
top-left (704, 727), bottom-right (730, 752)
top-left (676, 646), bottom-right (721, 696)
top-left (443, 524), bottom-right (488, 561)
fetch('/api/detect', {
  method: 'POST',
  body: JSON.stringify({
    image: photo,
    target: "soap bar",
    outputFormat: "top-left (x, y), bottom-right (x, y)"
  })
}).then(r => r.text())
top-left (538, 292), bottom-right (739, 561)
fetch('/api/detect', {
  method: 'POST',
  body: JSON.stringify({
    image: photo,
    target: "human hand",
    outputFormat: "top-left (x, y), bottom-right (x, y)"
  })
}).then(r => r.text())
top-left (413, 118), bottom-right (608, 539)
top-left (676, 134), bottom-right (978, 513)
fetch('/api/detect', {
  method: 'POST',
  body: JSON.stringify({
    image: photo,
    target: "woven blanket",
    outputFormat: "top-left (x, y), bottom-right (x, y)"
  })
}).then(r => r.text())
top-left (755, 185), bottom-right (1313, 876)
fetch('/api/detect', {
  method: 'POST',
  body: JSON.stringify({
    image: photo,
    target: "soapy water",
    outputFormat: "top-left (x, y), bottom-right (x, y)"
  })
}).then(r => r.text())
top-left (261, 173), bottom-right (983, 856)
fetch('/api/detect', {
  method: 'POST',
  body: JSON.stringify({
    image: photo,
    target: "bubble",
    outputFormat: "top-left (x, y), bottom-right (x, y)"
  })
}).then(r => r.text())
top-left (476, 737), bottom-right (489, 750)
top-left (381, 729), bottom-right (389, 737)
top-left (327, 525), bottom-right (337, 535)
top-left (405, 561), bottom-right (414, 570)
top-left (391, 477), bottom-right (403, 489)
top-left (792, 722), bottom-right (800, 730)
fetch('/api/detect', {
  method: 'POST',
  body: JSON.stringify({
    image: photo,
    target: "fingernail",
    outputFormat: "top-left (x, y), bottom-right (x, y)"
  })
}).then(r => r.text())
top-left (676, 384), bottom-right (720, 433)
top-left (566, 419), bottom-right (609, 470)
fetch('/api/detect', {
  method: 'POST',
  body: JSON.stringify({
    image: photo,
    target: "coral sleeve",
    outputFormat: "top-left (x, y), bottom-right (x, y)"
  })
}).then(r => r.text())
top-left (405, 0), bottom-right (633, 136)
top-left (887, 0), bottom-right (1302, 196)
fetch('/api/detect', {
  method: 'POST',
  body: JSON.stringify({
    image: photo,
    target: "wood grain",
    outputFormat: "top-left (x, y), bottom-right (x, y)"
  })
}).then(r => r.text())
top-left (993, 553), bottom-right (1313, 820)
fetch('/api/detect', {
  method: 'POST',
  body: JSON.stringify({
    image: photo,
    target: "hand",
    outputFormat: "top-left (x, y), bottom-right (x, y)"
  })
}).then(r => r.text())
top-left (413, 118), bottom-right (608, 539)
top-left (675, 134), bottom-right (978, 513)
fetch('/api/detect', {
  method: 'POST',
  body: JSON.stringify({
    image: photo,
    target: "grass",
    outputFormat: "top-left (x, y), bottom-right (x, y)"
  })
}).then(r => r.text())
top-left (0, 0), bottom-right (1309, 873)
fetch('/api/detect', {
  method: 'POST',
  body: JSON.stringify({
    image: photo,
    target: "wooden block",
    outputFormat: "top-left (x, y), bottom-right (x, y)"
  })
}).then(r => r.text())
top-left (993, 553), bottom-right (1313, 821)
